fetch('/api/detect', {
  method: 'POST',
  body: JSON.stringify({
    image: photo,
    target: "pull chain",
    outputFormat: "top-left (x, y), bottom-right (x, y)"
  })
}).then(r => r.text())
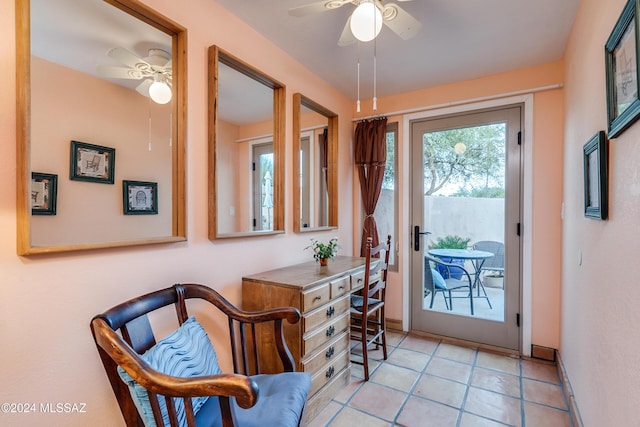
top-left (148, 101), bottom-right (152, 151)
top-left (356, 42), bottom-right (361, 113)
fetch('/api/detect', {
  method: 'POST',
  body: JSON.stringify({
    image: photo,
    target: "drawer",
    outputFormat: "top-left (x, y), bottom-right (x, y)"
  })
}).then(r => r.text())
top-left (351, 271), bottom-right (365, 291)
top-left (308, 350), bottom-right (350, 397)
top-left (330, 275), bottom-right (350, 298)
top-left (302, 331), bottom-right (349, 374)
top-left (303, 294), bottom-right (349, 334)
top-left (302, 284), bottom-right (330, 313)
top-left (351, 269), bottom-right (381, 292)
top-left (302, 312), bottom-right (349, 356)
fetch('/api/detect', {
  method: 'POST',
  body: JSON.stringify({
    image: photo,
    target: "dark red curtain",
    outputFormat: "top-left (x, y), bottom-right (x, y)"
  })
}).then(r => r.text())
top-left (354, 117), bottom-right (387, 256)
top-left (321, 127), bottom-right (328, 185)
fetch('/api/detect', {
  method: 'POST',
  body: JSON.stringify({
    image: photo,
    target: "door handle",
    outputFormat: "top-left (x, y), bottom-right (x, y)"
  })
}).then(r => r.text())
top-left (414, 226), bottom-right (431, 251)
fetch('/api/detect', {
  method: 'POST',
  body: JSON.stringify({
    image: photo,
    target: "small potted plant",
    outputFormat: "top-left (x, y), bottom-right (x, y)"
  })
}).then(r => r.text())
top-left (429, 235), bottom-right (470, 279)
top-left (306, 237), bottom-right (339, 266)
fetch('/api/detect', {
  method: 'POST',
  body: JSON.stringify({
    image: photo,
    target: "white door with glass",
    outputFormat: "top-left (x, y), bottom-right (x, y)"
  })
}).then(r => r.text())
top-left (410, 105), bottom-right (522, 350)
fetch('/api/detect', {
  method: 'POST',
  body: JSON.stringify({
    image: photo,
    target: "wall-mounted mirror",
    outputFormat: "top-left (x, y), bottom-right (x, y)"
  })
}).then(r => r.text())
top-left (293, 93), bottom-right (338, 232)
top-left (16, 0), bottom-right (186, 255)
top-left (208, 46), bottom-right (285, 238)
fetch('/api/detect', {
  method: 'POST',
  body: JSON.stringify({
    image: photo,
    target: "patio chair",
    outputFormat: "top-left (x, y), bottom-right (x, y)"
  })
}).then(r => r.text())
top-left (424, 256), bottom-right (475, 315)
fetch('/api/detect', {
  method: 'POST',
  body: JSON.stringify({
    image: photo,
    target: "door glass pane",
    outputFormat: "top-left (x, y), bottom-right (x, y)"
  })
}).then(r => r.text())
top-left (253, 143), bottom-right (273, 231)
top-left (374, 123), bottom-right (397, 268)
top-left (421, 123), bottom-right (506, 321)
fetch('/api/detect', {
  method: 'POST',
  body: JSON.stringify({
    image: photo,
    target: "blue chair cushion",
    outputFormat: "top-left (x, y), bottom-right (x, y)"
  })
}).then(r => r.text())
top-left (350, 294), bottom-right (381, 308)
top-left (117, 316), bottom-right (222, 427)
top-left (431, 268), bottom-right (448, 290)
top-left (194, 372), bottom-right (311, 427)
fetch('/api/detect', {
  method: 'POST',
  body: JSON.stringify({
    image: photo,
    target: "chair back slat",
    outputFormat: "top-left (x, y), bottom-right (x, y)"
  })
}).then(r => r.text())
top-left (239, 322), bottom-right (250, 375)
top-left (251, 323), bottom-right (260, 374)
top-left (121, 315), bottom-right (156, 354)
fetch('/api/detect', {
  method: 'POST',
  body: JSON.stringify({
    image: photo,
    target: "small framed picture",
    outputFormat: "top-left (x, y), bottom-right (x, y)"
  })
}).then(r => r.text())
top-left (583, 131), bottom-right (608, 220)
top-left (31, 172), bottom-right (58, 215)
top-left (70, 140), bottom-right (115, 184)
top-left (606, 0), bottom-right (640, 138)
top-left (123, 180), bottom-right (158, 215)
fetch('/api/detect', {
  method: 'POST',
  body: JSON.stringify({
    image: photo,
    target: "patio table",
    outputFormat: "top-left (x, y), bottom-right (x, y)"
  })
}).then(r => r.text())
top-left (427, 248), bottom-right (494, 308)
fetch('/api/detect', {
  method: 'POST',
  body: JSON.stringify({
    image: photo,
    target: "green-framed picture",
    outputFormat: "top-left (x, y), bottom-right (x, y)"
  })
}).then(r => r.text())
top-left (31, 172), bottom-right (58, 215)
top-left (123, 180), bottom-right (158, 215)
top-left (70, 140), bottom-right (115, 184)
top-left (583, 131), bottom-right (608, 220)
top-left (606, 0), bottom-right (640, 138)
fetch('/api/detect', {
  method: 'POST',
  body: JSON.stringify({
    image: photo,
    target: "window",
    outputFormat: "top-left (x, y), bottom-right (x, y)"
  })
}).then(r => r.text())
top-left (374, 122), bottom-right (398, 270)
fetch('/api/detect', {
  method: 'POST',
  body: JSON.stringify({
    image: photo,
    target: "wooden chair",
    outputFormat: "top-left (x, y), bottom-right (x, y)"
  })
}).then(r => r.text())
top-left (350, 235), bottom-right (392, 381)
top-left (90, 283), bottom-right (311, 427)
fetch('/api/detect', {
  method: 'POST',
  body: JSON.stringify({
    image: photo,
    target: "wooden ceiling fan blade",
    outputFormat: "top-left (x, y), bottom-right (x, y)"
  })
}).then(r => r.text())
top-left (338, 16), bottom-right (357, 46)
top-left (107, 47), bottom-right (150, 69)
top-left (289, 0), bottom-right (351, 17)
top-left (96, 65), bottom-right (143, 79)
top-left (135, 79), bottom-right (152, 97)
top-left (382, 3), bottom-right (421, 40)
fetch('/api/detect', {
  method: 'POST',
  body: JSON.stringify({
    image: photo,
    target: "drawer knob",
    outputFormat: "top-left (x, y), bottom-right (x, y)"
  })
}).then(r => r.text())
top-left (357, 278), bottom-right (363, 283)
top-left (326, 366), bottom-right (335, 379)
top-left (313, 295), bottom-right (322, 302)
top-left (326, 326), bottom-right (335, 337)
top-left (325, 347), bottom-right (335, 359)
top-left (338, 285), bottom-right (345, 290)
top-left (326, 306), bottom-right (335, 317)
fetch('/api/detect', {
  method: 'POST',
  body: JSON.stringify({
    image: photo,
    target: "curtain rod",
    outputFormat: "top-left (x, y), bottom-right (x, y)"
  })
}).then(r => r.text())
top-left (351, 83), bottom-right (563, 122)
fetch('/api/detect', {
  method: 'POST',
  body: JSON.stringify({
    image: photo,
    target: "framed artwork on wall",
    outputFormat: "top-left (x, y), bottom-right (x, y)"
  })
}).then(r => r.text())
top-left (31, 172), bottom-right (57, 215)
top-left (123, 180), bottom-right (158, 215)
top-left (583, 131), bottom-right (608, 220)
top-left (70, 140), bottom-right (115, 184)
top-left (606, 0), bottom-right (640, 138)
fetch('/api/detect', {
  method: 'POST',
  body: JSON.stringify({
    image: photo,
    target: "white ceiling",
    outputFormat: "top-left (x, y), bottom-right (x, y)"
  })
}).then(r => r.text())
top-left (216, 0), bottom-right (581, 101)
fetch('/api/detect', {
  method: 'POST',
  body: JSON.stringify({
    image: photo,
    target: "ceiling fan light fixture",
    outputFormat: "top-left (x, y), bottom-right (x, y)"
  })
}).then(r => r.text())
top-left (149, 72), bottom-right (172, 104)
top-left (350, 0), bottom-right (383, 42)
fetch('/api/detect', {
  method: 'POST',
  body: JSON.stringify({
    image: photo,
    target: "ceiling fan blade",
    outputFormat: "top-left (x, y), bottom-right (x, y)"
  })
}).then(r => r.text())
top-left (338, 16), bottom-right (357, 46)
top-left (96, 65), bottom-right (143, 79)
top-left (135, 79), bottom-right (152, 97)
top-left (382, 3), bottom-right (422, 40)
top-left (289, 0), bottom-right (351, 17)
top-left (107, 47), bottom-right (150, 69)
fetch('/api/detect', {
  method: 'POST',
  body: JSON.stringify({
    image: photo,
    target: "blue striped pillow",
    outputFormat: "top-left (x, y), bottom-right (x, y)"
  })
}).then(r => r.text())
top-left (118, 316), bottom-right (221, 427)
top-left (431, 268), bottom-right (448, 289)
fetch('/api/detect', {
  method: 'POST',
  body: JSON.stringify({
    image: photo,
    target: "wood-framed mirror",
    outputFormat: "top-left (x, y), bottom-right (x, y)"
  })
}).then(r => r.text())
top-left (208, 45), bottom-right (285, 238)
top-left (293, 93), bottom-right (338, 232)
top-left (16, 0), bottom-right (187, 255)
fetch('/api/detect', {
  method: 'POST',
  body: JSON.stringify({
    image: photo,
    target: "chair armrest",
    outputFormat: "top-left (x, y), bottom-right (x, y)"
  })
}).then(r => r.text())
top-left (426, 256), bottom-right (474, 283)
top-left (92, 318), bottom-right (259, 409)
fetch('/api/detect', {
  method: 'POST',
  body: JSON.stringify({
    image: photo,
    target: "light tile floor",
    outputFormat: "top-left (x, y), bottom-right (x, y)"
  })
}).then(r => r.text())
top-left (305, 332), bottom-right (572, 427)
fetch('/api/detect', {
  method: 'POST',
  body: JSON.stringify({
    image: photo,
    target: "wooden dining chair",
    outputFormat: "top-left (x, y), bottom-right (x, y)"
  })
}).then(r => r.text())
top-left (90, 283), bottom-right (311, 427)
top-left (350, 234), bottom-right (392, 381)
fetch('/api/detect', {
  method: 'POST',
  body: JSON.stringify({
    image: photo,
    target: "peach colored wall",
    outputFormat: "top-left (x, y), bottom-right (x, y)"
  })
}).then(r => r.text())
top-left (354, 62), bottom-right (564, 349)
top-left (1, 0), bottom-right (354, 426)
top-left (563, 0), bottom-right (640, 424)
top-left (31, 56), bottom-right (173, 246)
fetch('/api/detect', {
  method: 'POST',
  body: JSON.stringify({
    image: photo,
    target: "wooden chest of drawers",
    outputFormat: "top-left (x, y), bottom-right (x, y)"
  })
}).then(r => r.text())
top-left (242, 256), bottom-right (366, 422)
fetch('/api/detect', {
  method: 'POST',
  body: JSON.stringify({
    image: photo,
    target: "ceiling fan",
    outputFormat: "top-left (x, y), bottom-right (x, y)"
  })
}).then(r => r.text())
top-left (97, 47), bottom-right (173, 104)
top-left (289, 0), bottom-right (421, 46)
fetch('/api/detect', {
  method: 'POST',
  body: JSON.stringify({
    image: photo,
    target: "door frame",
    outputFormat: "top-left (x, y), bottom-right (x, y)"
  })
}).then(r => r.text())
top-left (400, 94), bottom-right (534, 356)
